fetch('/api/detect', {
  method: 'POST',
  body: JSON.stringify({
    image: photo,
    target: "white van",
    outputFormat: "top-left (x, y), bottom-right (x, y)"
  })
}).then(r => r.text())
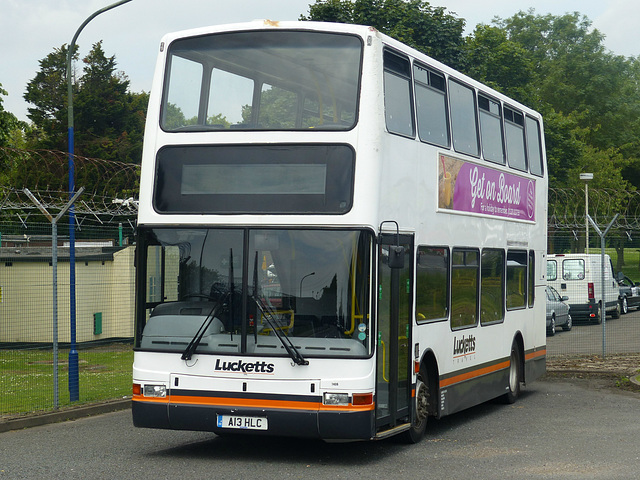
top-left (546, 253), bottom-right (620, 324)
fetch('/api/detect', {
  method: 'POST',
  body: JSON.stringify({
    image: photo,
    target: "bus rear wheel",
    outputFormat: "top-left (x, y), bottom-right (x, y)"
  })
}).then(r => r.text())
top-left (402, 364), bottom-right (429, 443)
top-left (502, 343), bottom-right (522, 404)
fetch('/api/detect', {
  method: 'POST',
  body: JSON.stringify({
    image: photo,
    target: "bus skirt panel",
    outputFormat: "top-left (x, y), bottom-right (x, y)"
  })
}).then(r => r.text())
top-left (132, 397), bottom-right (375, 440)
top-left (437, 347), bottom-right (546, 417)
top-left (438, 358), bottom-right (511, 417)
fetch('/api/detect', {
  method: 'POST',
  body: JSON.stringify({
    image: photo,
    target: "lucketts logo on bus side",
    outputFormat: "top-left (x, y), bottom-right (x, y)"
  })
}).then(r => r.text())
top-left (215, 359), bottom-right (275, 373)
top-left (453, 334), bottom-right (476, 356)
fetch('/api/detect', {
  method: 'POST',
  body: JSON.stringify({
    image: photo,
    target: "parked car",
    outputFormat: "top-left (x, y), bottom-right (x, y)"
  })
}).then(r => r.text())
top-left (546, 286), bottom-right (572, 336)
top-left (617, 274), bottom-right (640, 314)
top-left (547, 253), bottom-right (620, 324)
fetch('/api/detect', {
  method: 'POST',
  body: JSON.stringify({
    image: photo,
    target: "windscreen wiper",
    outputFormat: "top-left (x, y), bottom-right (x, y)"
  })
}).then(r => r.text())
top-left (253, 295), bottom-right (308, 366)
top-left (181, 292), bottom-right (230, 361)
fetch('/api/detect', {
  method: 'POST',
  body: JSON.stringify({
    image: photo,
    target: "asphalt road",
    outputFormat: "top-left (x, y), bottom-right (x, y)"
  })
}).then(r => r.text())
top-left (1, 377), bottom-right (638, 480)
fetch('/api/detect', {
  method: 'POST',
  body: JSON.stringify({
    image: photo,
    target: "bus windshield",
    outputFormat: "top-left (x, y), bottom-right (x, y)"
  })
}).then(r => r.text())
top-left (139, 228), bottom-right (373, 358)
top-left (162, 30), bottom-right (362, 131)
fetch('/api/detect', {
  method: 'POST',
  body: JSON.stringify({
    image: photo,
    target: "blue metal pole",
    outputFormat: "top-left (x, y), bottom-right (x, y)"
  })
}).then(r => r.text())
top-left (66, 0), bottom-right (132, 403)
top-left (68, 125), bottom-right (79, 401)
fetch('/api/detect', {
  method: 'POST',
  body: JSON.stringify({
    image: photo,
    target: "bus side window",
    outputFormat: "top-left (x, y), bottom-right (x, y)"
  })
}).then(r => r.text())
top-left (526, 116), bottom-right (544, 176)
top-left (414, 64), bottom-right (449, 148)
top-left (478, 94), bottom-right (505, 165)
top-left (451, 248), bottom-right (479, 329)
top-left (415, 246), bottom-right (449, 322)
top-left (528, 250), bottom-right (535, 307)
top-left (481, 248), bottom-right (505, 325)
top-left (383, 50), bottom-right (415, 138)
top-left (505, 106), bottom-right (527, 172)
top-left (506, 250), bottom-right (527, 310)
top-left (449, 79), bottom-right (480, 157)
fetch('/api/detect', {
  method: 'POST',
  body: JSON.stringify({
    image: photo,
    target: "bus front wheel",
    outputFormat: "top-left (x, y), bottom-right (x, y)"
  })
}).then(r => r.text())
top-left (402, 364), bottom-right (429, 443)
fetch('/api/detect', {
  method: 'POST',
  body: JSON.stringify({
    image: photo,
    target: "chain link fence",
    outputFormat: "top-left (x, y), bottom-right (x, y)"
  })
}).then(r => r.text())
top-left (3, 223), bottom-right (638, 417)
top-left (0, 221), bottom-right (136, 416)
top-left (547, 229), bottom-right (640, 360)
top-left (1, 145), bottom-right (639, 416)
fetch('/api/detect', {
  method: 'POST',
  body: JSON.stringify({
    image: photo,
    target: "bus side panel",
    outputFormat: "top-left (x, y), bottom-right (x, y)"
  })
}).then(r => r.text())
top-left (525, 351), bottom-right (546, 384)
top-left (438, 366), bottom-right (509, 417)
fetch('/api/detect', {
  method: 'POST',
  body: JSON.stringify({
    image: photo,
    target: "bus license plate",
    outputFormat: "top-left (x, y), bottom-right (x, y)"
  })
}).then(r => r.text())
top-left (217, 415), bottom-right (268, 430)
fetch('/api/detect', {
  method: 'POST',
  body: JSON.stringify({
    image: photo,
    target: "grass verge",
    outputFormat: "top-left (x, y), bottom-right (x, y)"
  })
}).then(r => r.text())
top-left (0, 344), bottom-right (133, 415)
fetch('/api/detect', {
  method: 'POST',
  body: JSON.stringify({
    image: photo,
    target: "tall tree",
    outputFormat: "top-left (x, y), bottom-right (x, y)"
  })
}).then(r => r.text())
top-left (74, 41), bottom-right (136, 161)
top-left (463, 25), bottom-right (539, 107)
top-left (495, 11), bottom-right (640, 157)
top-left (464, 10), bottom-right (640, 194)
top-left (23, 45), bottom-right (77, 151)
top-left (0, 83), bottom-right (24, 148)
top-left (23, 42), bottom-right (148, 163)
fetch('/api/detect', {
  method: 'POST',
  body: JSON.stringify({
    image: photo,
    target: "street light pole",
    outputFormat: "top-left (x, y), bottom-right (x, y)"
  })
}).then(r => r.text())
top-left (65, 0), bottom-right (132, 402)
top-left (580, 173), bottom-right (593, 254)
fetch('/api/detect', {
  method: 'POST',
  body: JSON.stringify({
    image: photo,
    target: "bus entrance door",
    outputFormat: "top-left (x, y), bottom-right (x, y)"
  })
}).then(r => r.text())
top-left (376, 234), bottom-right (413, 433)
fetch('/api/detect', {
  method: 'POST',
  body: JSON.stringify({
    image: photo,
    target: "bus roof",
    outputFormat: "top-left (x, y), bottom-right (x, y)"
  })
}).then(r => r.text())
top-left (156, 19), bottom-right (543, 119)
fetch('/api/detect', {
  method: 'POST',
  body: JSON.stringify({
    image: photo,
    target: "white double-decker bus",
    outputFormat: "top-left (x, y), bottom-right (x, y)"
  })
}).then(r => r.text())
top-left (132, 20), bottom-right (547, 442)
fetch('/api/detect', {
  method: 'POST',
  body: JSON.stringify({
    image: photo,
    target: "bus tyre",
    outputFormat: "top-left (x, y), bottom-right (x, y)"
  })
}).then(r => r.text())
top-left (402, 364), bottom-right (429, 443)
top-left (502, 343), bottom-right (522, 404)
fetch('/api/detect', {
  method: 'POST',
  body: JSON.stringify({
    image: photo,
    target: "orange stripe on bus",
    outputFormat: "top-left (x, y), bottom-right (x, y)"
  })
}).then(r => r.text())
top-left (439, 360), bottom-right (510, 388)
top-left (525, 348), bottom-right (546, 361)
top-left (133, 394), bottom-right (374, 412)
top-left (132, 394), bottom-right (167, 403)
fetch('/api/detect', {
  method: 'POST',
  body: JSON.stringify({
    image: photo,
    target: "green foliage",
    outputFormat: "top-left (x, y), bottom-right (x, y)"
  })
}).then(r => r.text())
top-left (23, 42), bottom-right (148, 164)
top-left (23, 45), bottom-right (76, 151)
top-left (302, 0), bottom-right (466, 69)
top-left (5, 4), bottom-right (640, 201)
top-left (0, 84), bottom-right (26, 149)
top-left (74, 41), bottom-right (130, 160)
top-left (463, 25), bottom-right (539, 107)
top-left (467, 9), bottom-right (640, 194)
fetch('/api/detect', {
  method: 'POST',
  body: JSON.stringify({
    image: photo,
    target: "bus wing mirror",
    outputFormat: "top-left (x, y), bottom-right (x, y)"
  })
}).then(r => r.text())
top-left (379, 220), bottom-right (405, 269)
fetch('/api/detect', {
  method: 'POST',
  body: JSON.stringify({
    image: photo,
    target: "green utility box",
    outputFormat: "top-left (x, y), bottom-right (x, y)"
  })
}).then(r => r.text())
top-left (93, 312), bottom-right (102, 335)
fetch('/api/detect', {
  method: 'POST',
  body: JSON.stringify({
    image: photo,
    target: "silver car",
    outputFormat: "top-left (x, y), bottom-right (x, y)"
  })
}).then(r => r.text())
top-left (546, 286), bottom-right (572, 336)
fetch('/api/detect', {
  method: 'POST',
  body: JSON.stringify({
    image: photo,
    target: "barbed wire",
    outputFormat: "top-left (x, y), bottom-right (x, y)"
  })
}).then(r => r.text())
top-left (548, 187), bottom-right (640, 230)
top-left (0, 147), bottom-right (139, 226)
top-left (2, 147), bottom-right (640, 231)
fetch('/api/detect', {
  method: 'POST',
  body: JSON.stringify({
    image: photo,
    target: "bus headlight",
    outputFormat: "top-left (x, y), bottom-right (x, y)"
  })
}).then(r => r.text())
top-left (143, 384), bottom-right (167, 398)
top-left (323, 392), bottom-right (349, 405)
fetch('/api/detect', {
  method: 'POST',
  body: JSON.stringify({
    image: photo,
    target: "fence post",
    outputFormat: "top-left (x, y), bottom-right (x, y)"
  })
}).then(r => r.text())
top-left (23, 188), bottom-right (84, 408)
top-left (587, 214), bottom-right (619, 359)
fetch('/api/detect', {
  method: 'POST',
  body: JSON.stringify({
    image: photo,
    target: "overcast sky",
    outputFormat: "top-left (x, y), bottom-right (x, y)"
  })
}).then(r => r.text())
top-left (2, 0), bottom-right (638, 122)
